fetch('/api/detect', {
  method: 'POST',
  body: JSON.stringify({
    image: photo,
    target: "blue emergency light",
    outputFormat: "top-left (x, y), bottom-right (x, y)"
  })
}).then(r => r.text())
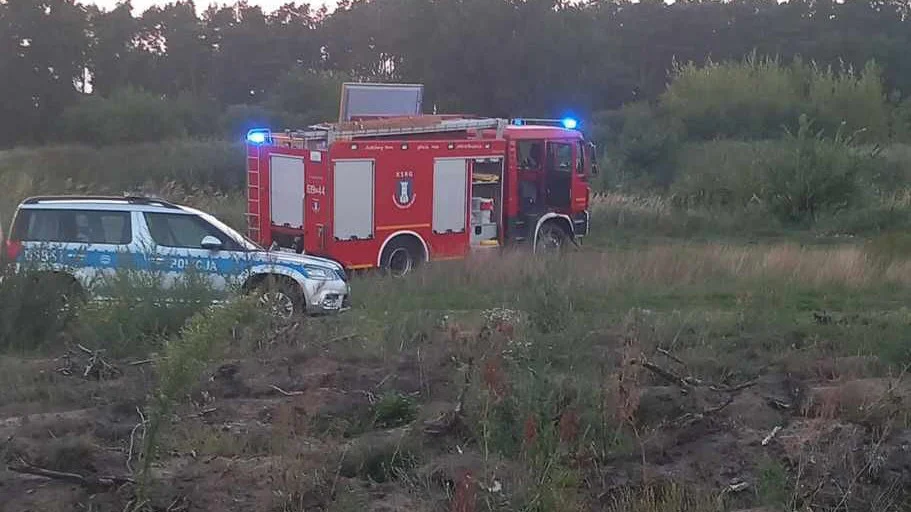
top-left (561, 117), bottom-right (578, 130)
top-left (246, 128), bottom-right (271, 145)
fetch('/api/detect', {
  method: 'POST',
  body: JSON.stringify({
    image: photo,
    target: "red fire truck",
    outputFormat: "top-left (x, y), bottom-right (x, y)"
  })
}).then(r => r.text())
top-left (245, 86), bottom-right (597, 274)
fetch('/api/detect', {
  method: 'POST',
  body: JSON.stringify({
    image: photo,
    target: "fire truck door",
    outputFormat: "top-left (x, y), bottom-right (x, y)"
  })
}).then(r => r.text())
top-left (433, 158), bottom-right (468, 234)
top-left (270, 155), bottom-right (306, 229)
top-left (545, 142), bottom-right (573, 208)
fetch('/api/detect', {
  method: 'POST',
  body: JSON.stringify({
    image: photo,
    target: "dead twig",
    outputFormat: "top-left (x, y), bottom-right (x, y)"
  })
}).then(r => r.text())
top-left (656, 347), bottom-right (686, 366)
top-left (762, 425), bottom-right (782, 446)
top-left (709, 379), bottom-right (758, 393)
top-left (126, 407), bottom-right (147, 474)
top-left (261, 322), bottom-right (301, 348)
top-left (640, 360), bottom-right (691, 389)
top-left (326, 333), bottom-right (360, 344)
top-left (270, 384), bottom-right (304, 397)
top-left (128, 359), bottom-right (155, 366)
top-left (9, 459), bottom-right (134, 491)
top-left (74, 343), bottom-right (121, 380)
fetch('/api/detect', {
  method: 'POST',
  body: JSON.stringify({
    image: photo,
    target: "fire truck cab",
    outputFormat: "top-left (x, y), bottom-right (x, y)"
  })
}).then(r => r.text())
top-left (245, 85), bottom-right (596, 274)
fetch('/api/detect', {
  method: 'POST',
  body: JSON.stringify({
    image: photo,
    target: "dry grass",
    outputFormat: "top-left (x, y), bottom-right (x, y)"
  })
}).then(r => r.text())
top-left (401, 242), bottom-right (911, 294)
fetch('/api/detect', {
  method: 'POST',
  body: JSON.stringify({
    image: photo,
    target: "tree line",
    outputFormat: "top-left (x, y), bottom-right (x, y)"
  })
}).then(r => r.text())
top-left (2, 0), bottom-right (911, 146)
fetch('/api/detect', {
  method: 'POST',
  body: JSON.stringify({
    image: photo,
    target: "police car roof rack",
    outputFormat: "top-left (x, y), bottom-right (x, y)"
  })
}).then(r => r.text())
top-left (23, 195), bottom-right (180, 209)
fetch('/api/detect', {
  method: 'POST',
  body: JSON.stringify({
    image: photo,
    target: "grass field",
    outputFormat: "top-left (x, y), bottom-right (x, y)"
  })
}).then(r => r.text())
top-left (2, 146), bottom-right (911, 511)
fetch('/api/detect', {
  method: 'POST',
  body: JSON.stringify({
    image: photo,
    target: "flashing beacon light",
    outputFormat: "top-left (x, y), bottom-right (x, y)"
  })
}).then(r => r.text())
top-left (561, 117), bottom-right (578, 130)
top-left (512, 118), bottom-right (525, 126)
top-left (246, 128), bottom-right (270, 145)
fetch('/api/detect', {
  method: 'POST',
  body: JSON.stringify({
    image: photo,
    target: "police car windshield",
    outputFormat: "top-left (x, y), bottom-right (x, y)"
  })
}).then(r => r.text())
top-left (197, 211), bottom-right (262, 251)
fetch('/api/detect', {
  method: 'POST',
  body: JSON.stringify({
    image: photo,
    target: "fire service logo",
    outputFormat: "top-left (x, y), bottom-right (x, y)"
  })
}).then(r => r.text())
top-left (393, 176), bottom-right (416, 209)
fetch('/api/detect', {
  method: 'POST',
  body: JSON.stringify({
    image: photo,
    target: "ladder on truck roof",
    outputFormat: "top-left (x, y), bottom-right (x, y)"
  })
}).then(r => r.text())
top-left (279, 117), bottom-right (508, 145)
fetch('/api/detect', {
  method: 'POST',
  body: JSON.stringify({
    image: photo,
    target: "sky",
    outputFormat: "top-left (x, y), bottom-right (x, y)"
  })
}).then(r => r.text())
top-left (81, 0), bottom-right (335, 14)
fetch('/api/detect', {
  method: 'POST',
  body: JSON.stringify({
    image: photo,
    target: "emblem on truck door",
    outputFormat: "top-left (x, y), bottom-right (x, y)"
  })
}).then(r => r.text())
top-left (393, 177), bottom-right (416, 209)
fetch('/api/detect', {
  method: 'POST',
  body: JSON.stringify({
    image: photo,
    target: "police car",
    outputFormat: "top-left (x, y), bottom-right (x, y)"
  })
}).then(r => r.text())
top-left (3, 196), bottom-right (351, 318)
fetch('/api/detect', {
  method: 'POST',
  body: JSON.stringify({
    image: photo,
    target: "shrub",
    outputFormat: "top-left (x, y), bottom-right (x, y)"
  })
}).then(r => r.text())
top-left (56, 88), bottom-right (191, 146)
top-left (807, 61), bottom-right (890, 144)
top-left (671, 117), bottom-right (882, 225)
top-left (663, 54), bottom-right (802, 140)
top-left (219, 104), bottom-right (282, 141)
top-left (0, 139), bottom-right (246, 196)
top-left (74, 266), bottom-right (220, 357)
top-left (662, 54), bottom-right (889, 143)
top-left (671, 140), bottom-right (778, 209)
top-left (761, 115), bottom-right (869, 223)
top-left (592, 103), bottom-right (682, 189)
top-left (372, 392), bottom-right (418, 428)
top-left (893, 98), bottom-right (911, 142)
top-left (265, 69), bottom-right (348, 129)
top-left (0, 263), bottom-right (77, 352)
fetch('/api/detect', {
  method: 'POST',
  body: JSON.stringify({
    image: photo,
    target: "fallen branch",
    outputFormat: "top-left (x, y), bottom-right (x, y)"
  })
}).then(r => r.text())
top-left (762, 425), bottom-right (782, 446)
top-left (656, 347), bottom-right (686, 366)
top-left (641, 361), bottom-right (691, 389)
top-left (709, 379), bottom-right (758, 393)
top-left (326, 333), bottom-right (360, 345)
top-left (9, 460), bottom-right (134, 491)
top-left (261, 322), bottom-right (301, 348)
top-left (126, 407), bottom-right (147, 474)
top-left (128, 359), bottom-right (155, 366)
top-left (270, 384), bottom-right (304, 397)
top-left (72, 343), bottom-right (121, 380)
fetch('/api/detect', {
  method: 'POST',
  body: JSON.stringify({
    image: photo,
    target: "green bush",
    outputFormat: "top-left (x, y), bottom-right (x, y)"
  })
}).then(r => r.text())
top-left (265, 69), bottom-right (348, 129)
top-left (56, 88), bottom-right (196, 146)
top-left (807, 61), bottom-right (890, 144)
top-left (663, 54), bottom-right (802, 140)
top-left (591, 103), bottom-right (682, 189)
top-left (0, 140), bottom-right (246, 196)
top-left (662, 54), bottom-right (889, 143)
top-left (219, 104), bottom-right (282, 141)
top-left (0, 263), bottom-right (78, 352)
top-left (893, 98), bottom-right (911, 142)
top-left (671, 140), bottom-right (778, 209)
top-left (762, 115), bottom-right (869, 223)
top-left (75, 267), bottom-right (221, 357)
top-left (671, 117), bottom-right (883, 226)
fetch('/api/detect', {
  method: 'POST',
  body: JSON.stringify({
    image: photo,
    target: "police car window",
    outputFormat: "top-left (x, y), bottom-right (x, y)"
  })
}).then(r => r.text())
top-left (20, 210), bottom-right (131, 245)
top-left (145, 213), bottom-right (239, 250)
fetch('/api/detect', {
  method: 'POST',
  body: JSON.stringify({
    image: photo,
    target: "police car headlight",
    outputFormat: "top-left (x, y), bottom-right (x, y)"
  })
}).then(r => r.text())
top-left (304, 265), bottom-right (336, 280)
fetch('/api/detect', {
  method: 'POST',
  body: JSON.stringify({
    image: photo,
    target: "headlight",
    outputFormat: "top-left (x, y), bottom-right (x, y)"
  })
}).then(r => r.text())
top-left (303, 265), bottom-right (336, 280)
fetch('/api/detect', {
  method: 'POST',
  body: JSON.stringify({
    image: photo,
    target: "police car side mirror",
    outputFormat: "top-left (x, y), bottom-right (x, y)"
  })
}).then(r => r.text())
top-left (201, 236), bottom-right (223, 251)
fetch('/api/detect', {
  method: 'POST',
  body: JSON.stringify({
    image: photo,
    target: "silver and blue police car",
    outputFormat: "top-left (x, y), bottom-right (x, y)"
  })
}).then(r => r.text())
top-left (3, 196), bottom-right (350, 318)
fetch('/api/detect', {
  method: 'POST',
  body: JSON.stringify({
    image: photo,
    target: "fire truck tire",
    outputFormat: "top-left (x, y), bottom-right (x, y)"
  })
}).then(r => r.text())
top-left (379, 237), bottom-right (424, 277)
top-left (251, 276), bottom-right (302, 320)
top-left (535, 222), bottom-right (569, 253)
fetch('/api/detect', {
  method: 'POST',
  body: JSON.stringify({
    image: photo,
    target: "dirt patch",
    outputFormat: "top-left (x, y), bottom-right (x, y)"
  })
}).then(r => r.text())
top-left (2, 331), bottom-right (911, 512)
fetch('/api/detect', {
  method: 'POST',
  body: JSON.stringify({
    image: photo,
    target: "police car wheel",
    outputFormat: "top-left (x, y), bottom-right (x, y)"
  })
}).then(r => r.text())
top-left (255, 279), bottom-right (301, 320)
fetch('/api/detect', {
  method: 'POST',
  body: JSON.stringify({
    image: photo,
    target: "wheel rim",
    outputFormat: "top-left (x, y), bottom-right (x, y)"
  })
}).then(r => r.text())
top-left (388, 247), bottom-right (414, 276)
top-left (536, 229), bottom-right (562, 251)
top-left (259, 291), bottom-right (295, 319)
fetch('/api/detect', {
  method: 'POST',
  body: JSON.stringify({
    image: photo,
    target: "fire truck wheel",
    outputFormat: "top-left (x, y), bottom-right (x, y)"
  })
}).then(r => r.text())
top-left (535, 222), bottom-right (568, 253)
top-left (253, 277), bottom-right (302, 320)
top-left (380, 238), bottom-right (423, 277)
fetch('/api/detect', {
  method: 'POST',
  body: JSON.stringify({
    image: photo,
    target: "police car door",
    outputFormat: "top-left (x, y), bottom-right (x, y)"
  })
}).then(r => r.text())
top-left (139, 212), bottom-right (238, 296)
